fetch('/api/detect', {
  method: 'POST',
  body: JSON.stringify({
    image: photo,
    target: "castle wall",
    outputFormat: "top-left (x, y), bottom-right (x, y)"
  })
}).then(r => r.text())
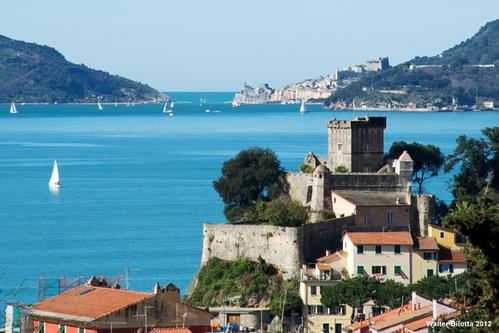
top-left (201, 217), bottom-right (356, 279)
top-left (201, 224), bottom-right (305, 279)
top-left (287, 173), bottom-right (314, 205)
top-left (411, 194), bottom-right (436, 237)
top-left (328, 173), bottom-right (407, 192)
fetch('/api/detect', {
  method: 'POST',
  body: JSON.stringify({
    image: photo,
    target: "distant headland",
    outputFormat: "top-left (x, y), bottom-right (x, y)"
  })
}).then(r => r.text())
top-left (0, 34), bottom-right (166, 103)
top-left (234, 19), bottom-right (499, 112)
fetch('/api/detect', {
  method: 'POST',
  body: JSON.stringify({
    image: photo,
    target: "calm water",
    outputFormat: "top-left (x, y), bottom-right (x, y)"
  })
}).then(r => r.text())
top-left (0, 92), bottom-right (497, 309)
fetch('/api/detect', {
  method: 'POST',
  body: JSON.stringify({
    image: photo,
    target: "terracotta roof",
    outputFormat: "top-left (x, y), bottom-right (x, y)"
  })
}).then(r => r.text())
top-left (345, 232), bottom-right (413, 245)
top-left (414, 237), bottom-right (439, 251)
top-left (348, 302), bottom-right (414, 331)
top-left (317, 263), bottom-right (330, 270)
top-left (439, 248), bottom-right (465, 263)
top-left (371, 306), bottom-right (433, 331)
top-left (317, 250), bottom-right (345, 262)
top-left (332, 191), bottom-right (409, 206)
top-left (31, 284), bottom-right (151, 321)
top-left (403, 315), bottom-right (433, 331)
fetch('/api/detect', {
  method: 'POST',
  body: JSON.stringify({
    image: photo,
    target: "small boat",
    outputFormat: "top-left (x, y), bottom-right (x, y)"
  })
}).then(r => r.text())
top-left (97, 100), bottom-right (103, 111)
top-left (232, 100), bottom-right (241, 108)
top-left (162, 101), bottom-right (169, 113)
top-left (10, 102), bottom-right (18, 114)
top-left (300, 100), bottom-right (307, 113)
top-left (114, 101), bottom-right (118, 107)
top-left (199, 98), bottom-right (205, 106)
top-left (48, 160), bottom-right (61, 188)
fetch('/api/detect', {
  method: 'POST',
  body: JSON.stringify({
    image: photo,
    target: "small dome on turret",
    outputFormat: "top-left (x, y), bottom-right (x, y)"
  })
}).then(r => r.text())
top-left (398, 150), bottom-right (413, 162)
top-left (314, 164), bottom-right (329, 173)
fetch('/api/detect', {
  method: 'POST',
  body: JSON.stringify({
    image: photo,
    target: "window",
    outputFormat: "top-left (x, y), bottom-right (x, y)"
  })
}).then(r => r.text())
top-left (311, 285), bottom-right (317, 295)
top-left (424, 252), bottom-right (437, 260)
top-left (357, 266), bottom-right (364, 274)
top-left (337, 143), bottom-right (342, 151)
top-left (57, 325), bottom-right (65, 333)
top-left (372, 266), bottom-right (381, 274)
top-left (357, 245), bottom-right (364, 254)
top-left (306, 186), bottom-right (313, 203)
top-left (382, 266), bottom-right (387, 275)
top-left (333, 197), bottom-right (336, 203)
top-left (335, 323), bottom-right (342, 333)
top-left (394, 266), bottom-right (401, 275)
top-left (364, 212), bottom-right (371, 224)
top-left (439, 264), bottom-right (443, 273)
top-left (439, 231), bottom-right (445, 239)
top-left (375, 245), bottom-right (382, 254)
top-left (449, 264), bottom-right (454, 273)
top-left (37, 322), bottom-right (45, 333)
top-left (322, 323), bottom-right (329, 333)
top-left (79, 328), bottom-right (84, 333)
top-left (427, 269), bottom-right (434, 277)
top-left (387, 212), bottom-right (394, 224)
top-left (394, 245), bottom-right (401, 254)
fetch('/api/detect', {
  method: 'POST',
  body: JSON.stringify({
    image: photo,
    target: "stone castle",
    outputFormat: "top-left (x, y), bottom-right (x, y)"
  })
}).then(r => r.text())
top-left (201, 116), bottom-right (435, 279)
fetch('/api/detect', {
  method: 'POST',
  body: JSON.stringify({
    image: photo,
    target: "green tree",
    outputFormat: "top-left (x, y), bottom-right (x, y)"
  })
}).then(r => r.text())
top-left (335, 165), bottom-right (349, 173)
top-left (375, 279), bottom-right (410, 308)
top-left (256, 198), bottom-right (309, 227)
top-left (386, 141), bottom-right (445, 194)
top-left (269, 280), bottom-right (303, 317)
top-left (299, 163), bottom-right (314, 173)
top-left (213, 148), bottom-right (287, 222)
top-left (321, 276), bottom-right (379, 309)
top-left (410, 275), bottom-right (456, 300)
top-left (444, 127), bottom-right (499, 202)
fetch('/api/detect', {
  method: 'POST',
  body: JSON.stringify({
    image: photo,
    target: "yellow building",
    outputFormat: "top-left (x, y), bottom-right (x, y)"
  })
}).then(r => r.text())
top-left (428, 224), bottom-right (466, 249)
top-left (299, 264), bottom-right (352, 333)
top-left (412, 236), bottom-right (439, 281)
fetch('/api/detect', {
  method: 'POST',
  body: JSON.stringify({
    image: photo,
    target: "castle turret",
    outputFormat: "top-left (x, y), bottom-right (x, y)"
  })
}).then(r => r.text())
top-left (310, 164), bottom-right (328, 221)
top-left (393, 150), bottom-right (414, 185)
top-left (326, 116), bottom-right (386, 172)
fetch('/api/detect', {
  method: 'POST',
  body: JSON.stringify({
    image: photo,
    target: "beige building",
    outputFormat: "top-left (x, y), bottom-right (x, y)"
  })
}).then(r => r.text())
top-left (412, 236), bottom-right (439, 281)
top-left (428, 224), bottom-right (466, 250)
top-left (331, 191), bottom-right (411, 228)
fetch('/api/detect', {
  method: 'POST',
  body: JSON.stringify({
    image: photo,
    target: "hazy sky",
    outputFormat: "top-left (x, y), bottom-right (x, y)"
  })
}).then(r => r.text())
top-left (1, 1), bottom-right (498, 91)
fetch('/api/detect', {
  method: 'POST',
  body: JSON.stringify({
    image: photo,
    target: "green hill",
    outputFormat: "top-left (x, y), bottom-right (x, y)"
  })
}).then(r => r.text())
top-left (0, 34), bottom-right (165, 103)
top-left (325, 19), bottom-right (499, 109)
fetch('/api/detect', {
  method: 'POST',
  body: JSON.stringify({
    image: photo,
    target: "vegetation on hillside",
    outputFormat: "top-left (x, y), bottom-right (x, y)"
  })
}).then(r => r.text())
top-left (0, 34), bottom-right (165, 103)
top-left (186, 257), bottom-right (284, 307)
top-left (213, 147), bottom-right (308, 226)
top-left (325, 19), bottom-right (499, 107)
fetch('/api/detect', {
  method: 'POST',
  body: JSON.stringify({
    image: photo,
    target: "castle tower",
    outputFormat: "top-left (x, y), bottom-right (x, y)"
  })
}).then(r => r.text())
top-left (326, 116), bottom-right (386, 172)
top-left (393, 150), bottom-right (414, 185)
top-left (310, 164), bottom-right (328, 222)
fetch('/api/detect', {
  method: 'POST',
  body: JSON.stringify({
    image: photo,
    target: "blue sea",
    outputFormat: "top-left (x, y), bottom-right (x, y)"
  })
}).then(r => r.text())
top-left (0, 92), bottom-right (497, 311)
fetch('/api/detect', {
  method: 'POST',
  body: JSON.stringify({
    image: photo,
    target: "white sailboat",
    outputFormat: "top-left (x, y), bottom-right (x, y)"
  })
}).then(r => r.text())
top-left (232, 99), bottom-right (241, 108)
top-left (300, 100), bottom-right (307, 113)
top-left (10, 102), bottom-right (18, 114)
top-left (48, 160), bottom-right (61, 188)
top-left (162, 101), bottom-right (169, 113)
top-left (169, 101), bottom-right (175, 110)
top-left (97, 100), bottom-right (103, 111)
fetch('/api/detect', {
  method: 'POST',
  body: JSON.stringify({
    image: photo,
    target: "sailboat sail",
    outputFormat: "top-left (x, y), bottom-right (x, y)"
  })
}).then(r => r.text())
top-left (97, 100), bottom-right (103, 110)
top-left (300, 100), bottom-right (307, 113)
top-left (170, 101), bottom-right (175, 109)
top-left (49, 160), bottom-right (61, 188)
top-left (163, 102), bottom-right (168, 113)
top-left (10, 102), bottom-right (18, 114)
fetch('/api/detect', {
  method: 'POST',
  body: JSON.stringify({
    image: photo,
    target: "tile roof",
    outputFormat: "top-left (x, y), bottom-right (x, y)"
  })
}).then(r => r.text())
top-left (439, 248), bottom-right (465, 263)
top-left (398, 151), bottom-right (413, 162)
top-left (403, 315), bottom-right (433, 331)
top-left (348, 302), bottom-right (414, 331)
top-left (414, 237), bottom-right (439, 250)
top-left (332, 191), bottom-right (409, 206)
top-left (345, 232), bottom-right (413, 245)
top-left (371, 306), bottom-right (433, 331)
top-left (316, 250), bottom-right (345, 262)
top-left (31, 284), bottom-right (151, 321)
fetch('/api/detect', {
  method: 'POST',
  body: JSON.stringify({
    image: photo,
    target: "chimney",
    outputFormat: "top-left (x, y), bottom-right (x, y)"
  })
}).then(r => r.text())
top-left (411, 291), bottom-right (417, 310)
top-left (432, 300), bottom-right (438, 320)
top-left (326, 250), bottom-right (331, 256)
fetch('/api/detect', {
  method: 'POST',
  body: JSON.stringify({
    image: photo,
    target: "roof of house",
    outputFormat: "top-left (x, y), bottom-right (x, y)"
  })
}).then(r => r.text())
top-left (332, 190), bottom-right (409, 206)
top-left (439, 248), bottom-right (466, 263)
top-left (345, 232), bottom-right (414, 245)
top-left (370, 305), bottom-right (433, 331)
top-left (316, 250), bottom-right (345, 262)
top-left (414, 237), bottom-right (439, 251)
top-left (348, 301), bottom-right (414, 331)
top-left (403, 315), bottom-right (433, 331)
top-left (398, 151), bottom-right (413, 162)
top-left (31, 284), bottom-right (151, 321)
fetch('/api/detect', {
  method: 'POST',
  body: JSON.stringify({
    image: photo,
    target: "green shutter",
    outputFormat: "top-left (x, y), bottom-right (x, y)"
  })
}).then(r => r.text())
top-left (57, 325), bottom-right (65, 333)
top-left (357, 266), bottom-right (364, 274)
top-left (382, 266), bottom-right (386, 275)
top-left (37, 322), bottom-right (45, 333)
top-left (394, 266), bottom-right (401, 275)
top-left (372, 266), bottom-right (376, 274)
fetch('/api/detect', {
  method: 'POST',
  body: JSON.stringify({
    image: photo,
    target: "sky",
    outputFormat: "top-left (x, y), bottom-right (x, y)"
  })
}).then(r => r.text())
top-left (0, 0), bottom-right (498, 92)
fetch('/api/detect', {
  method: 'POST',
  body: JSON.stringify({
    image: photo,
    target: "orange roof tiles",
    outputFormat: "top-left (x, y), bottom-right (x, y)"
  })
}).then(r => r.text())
top-left (414, 237), bottom-right (439, 250)
top-left (439, 248), bottom-right (465, 263)
top-left (403, 315), bottom-right (433, 331)
top-left (32, 284), bottom-right (151, 320)
top-left (317, 250), bottom-right (345, 262)
top-left (345, 232), bottom-right (413, 245)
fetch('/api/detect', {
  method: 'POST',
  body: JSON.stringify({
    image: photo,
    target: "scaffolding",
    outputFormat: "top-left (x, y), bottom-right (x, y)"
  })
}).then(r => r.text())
top-left (37, 274), bottom-right (124, 301)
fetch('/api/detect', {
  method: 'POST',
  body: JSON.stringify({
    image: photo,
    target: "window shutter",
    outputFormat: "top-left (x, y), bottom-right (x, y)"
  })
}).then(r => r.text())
top-left (382, 266), bottom-right (386, 275)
